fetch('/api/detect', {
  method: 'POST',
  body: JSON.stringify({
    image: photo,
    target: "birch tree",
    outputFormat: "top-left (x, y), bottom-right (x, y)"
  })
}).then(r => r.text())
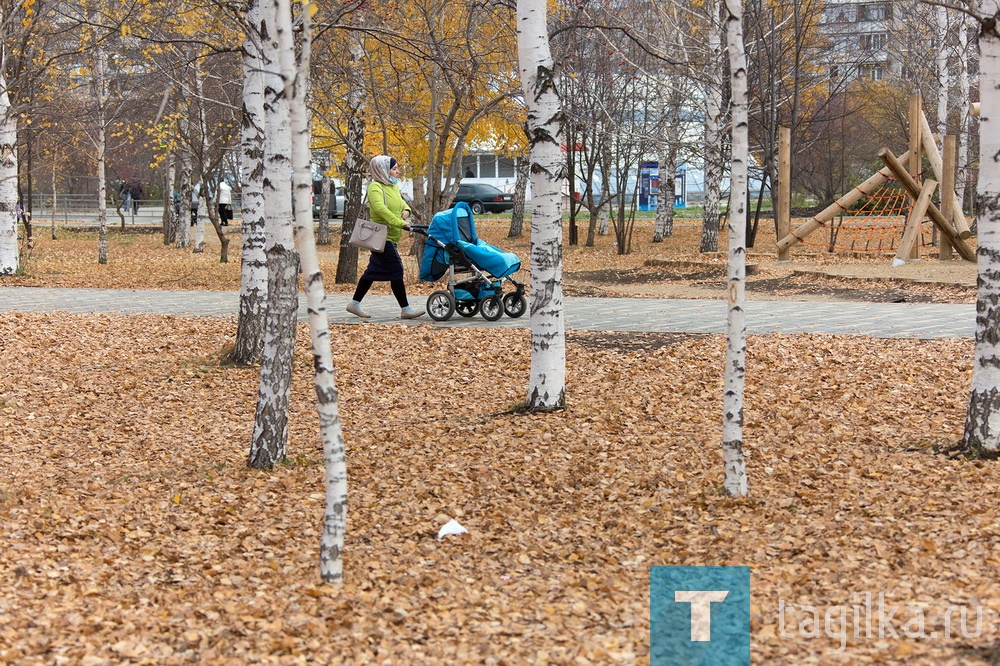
top-left (282, 0), bottom-right (348, 583)
top-left (334, 19), bottom-right (366, 285)
top-left (701, 0), bottom-right (725, 254)
top-left (518, 0), bottom-right (566, 411)
top-left (962, 1), bottom-right (1000, 456)
top-left (231, 0), bottom-right (268, 366)
top-left (722, 0), bottom-right (748, 496)
top-left (93, 45), bottom-right (110, 265)
top-left (247, 0), bottom-right (299, 469)
top-left (0, 9), bottom-right (17, 275)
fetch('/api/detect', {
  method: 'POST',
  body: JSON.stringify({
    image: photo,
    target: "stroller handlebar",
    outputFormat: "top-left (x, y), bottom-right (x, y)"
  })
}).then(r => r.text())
top-left (407, 224), bottom-right (429, 236)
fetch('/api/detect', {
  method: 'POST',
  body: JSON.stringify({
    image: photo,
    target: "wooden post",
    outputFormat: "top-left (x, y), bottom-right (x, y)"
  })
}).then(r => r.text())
top-left (893, 179), bottom-right (936, 265)
top-left (776, 150), bottom-right (912, 253)
top-left (941, 135), bottom-right (956, 260)
top-left (877, 148), bottom-right (975, 262)
top-left (908, 95), bottom-right (922, 259)
top-left (920, 111), bottom-right (972, 238)
top-left (777, 126), bottom-right (791, 261)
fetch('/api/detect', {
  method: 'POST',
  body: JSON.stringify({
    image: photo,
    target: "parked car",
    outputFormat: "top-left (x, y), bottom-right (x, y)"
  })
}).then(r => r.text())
top-left (451, 182), bottom-right (514, 214)
top-left (312, 183), bottom-right (345, 218)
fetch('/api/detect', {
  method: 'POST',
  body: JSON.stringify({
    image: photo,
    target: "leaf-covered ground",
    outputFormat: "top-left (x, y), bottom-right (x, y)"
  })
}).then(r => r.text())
top-left (2, 312), bottom-right (998, 664)
top-left (3, 218), bottom-right (977, 303)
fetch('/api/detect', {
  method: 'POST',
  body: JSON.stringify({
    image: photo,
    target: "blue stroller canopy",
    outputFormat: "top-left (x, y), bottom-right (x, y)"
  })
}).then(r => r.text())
top-left (419, 202), bottom-right (521, 282)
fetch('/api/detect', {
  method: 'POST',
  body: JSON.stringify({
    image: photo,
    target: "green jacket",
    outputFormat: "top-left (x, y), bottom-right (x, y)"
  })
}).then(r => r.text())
top-left (367, 181), bottom-right (410, 244)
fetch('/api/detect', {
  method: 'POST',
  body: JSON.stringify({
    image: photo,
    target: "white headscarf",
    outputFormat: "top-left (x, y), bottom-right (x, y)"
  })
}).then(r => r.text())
top-left (369, 155), bottom-right (396, 185)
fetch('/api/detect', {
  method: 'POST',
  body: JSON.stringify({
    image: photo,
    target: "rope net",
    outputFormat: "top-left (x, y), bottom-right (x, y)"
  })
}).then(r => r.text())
top-left (799, 179), bottom-right (932, 254)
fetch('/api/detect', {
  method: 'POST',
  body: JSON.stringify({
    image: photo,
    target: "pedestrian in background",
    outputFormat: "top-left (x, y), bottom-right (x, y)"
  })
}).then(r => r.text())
top-left (346, 155), bottom-right (424, 320)
top-left (217, 181), bottom-right (233, 226)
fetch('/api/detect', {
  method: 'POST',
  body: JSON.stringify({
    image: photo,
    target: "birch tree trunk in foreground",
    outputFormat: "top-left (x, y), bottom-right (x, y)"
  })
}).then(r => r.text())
top-left (963, 4), bottom-right (1000, 455)
top-left (283, 0), bottom-right (348, 583)
top-left (232, 0), bottom-right (268, 366)
top-left (722, 0), bottom-right (748, 496)
top-left (518, 0), bottom-right (566, 411)
top-left (0, 22), bottom-right (17, 276)
top-left (248, 0), bottom-right (299, 469)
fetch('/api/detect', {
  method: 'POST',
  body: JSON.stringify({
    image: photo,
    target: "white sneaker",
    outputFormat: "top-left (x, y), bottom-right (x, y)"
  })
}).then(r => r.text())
top-left (400, 305), bottom-right (425, 319)
top-left (346, 300), bottom-right (371, 318)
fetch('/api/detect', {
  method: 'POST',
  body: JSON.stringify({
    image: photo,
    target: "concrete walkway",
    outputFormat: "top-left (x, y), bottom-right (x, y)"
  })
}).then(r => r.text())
top-left (0, 286), bottom-right (974, 339)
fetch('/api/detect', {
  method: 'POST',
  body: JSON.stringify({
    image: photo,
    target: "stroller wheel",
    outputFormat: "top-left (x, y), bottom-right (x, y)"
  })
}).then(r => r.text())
top-left (456, 300), bottom-right (480, 318)
top-left (480, 295), bottom-right (503, 322)
top-left (502, 293), bottom-right (528, 319)
top-left (427, 290), bottom-right (456, 321)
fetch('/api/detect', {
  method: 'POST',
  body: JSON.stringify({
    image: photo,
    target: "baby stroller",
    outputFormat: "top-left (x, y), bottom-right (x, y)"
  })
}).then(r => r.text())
top-left (411, 202), bottom-right (526, 322)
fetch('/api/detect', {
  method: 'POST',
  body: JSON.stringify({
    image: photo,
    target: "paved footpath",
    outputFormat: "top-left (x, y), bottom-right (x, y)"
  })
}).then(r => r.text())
top-left (0, 286), bottom-right (974, 339)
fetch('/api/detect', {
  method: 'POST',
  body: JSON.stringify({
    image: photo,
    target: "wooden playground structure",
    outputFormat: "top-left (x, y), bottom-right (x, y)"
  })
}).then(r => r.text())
top-left (774, 94), bottom-right (975, 264)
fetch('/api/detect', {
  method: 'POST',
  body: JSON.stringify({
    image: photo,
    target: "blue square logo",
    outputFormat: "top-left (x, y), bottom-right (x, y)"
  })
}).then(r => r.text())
top-left (650, 566), bottom-right (750, 666)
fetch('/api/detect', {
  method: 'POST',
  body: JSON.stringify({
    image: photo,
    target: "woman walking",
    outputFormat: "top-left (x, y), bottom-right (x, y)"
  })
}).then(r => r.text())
top-left (346, 155), bottom-right (424, 319)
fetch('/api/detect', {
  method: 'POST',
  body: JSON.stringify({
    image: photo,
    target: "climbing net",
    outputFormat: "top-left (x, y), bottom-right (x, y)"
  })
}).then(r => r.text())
top-left (800, 179), bottom-right (932, 254)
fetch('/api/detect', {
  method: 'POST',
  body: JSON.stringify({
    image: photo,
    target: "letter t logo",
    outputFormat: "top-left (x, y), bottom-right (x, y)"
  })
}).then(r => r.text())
top-left (674, 590), bottom-right (729, 641)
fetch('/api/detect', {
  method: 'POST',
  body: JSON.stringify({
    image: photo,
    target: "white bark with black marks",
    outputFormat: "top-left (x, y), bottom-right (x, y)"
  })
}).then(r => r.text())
top-left (722, 0), bottom-right (748, 496)
top-left (283, 0), bottom-right (348, 582)
top-left (0, 17), bottom-right (16, 275)
top-left (248, 0), bottom-right (298, 469)
top-left (701, 0), bottom-right (724, 255)
top-left (518, 0), bottom-right (566, 411)
top-left (233, 0), bottom-right (268, 366)
top-left (94, 47), bottom-right (110, 265)
top-left (963, 2), bottom-right (1000, 455)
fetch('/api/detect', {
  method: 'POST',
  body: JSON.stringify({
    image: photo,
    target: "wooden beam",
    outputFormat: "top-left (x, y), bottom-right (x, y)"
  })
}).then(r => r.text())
top-left (920, 111), bottom-right (972, 238)
top-left (776, 150), bottom-right (912, 253)
top-left (893, 179), bottom-right (936, 265)
top-left (877, 148), bottom-right (975, 262)
top-left (777, 127), bottom-right (791, 261)
top-left (941, 135), bottom-right (956, 260)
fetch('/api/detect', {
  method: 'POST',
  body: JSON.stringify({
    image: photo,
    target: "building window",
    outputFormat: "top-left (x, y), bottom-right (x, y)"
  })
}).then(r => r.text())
top-left (860, 64), bottom-right (884, 80)
top-left (830, 64), bottom-right (840, 79)
top-left (861, 33), bottom-right (887, 50)
top-left (858, 3), bottom-right (888, 21)
top-left (461, 155), bottom-right (477, 178)
top-left (498, 157), bottom-right (515, 178)
top-left (479, 155), bottom-right (497, 178)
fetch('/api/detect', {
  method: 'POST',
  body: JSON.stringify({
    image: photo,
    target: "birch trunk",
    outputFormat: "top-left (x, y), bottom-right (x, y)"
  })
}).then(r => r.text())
top-left (335, 22), bottom-right (366, 284)
top-left (653, 138), bottom-right (673, 242)
top-left (0, 25), bottom-right (17, 275)
top-left (248, 0), bottom-right (299, 469)
top-left (193, 184), bottom-right (206, 254)
top-left (283, 0), bottom-right (348, 583)
top-left (963, 5), bottom-right (1000, 455)
top-left (232, 0), bottom-right (269, 366)
top-left (597, 162), bottom-right (610, 237)
top-left (518, 0), bottom-right (566, 411)
top-left (701, 0), bottom-right (724, 254)
top-left (936, 6), bottom-right (950, 139)
top-left (176, 124), bottom-right (192, 249)
top-left (96, 47), bottom-right (109, 266)
top-left (958, 16), bottom-right (972, 214)
top-left (508, 157), bottom-right (528, 238)
top-left (317, 164), bottom-right (331, 245)
top-left (722, 0), bottom-right (748, 496)
top-left (163, 157), bottom-right (176, 245)
top-left (49, 161), bottom-right (57, 241)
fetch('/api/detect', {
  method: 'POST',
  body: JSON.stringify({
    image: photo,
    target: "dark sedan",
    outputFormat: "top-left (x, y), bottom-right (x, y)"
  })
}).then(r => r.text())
top-left (452, 183), bottom-right (514, 214)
